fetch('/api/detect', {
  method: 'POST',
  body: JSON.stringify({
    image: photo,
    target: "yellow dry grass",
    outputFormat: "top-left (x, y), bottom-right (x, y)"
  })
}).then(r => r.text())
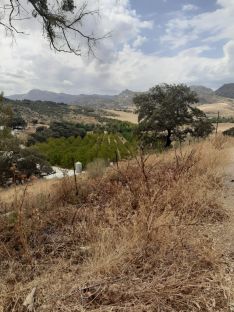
top-left (0, 137), bottom-right (232, 311)
top-left (0, 178), bottom-right (59, 206)
top-left (104, 109), bottom-right (138, 124)
top-left (216, 122), bottom-right (234, 133)
top-left (197, 102), bottom-right (234, 117)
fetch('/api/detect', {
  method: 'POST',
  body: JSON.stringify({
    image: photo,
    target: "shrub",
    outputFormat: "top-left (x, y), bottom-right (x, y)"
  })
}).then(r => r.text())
top-left (86, 158), bottom-right (107, 178)
top-left (223, 127), bottom-right (234, 136)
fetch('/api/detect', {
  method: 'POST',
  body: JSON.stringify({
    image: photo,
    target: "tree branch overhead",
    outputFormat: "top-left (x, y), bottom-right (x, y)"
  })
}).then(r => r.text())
top-left (0, 0), bottom-right (108, 55)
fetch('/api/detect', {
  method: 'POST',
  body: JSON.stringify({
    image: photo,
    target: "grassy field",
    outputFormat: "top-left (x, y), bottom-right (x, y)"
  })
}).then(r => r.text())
top-left (105, 108), bottom-right (234, 133)
top-left (0, 136), bottom-right (232, 311)
top-left (197, 101), bottom-right (234, 117)
top-left (104, 109), bottom-right (138, 124)
top-left (216, 122), bottom-right (234, 132)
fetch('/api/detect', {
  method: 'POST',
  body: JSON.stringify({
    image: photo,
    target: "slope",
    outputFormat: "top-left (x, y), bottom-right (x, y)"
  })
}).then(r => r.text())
top-left (0, 139), bottom-right (231, 311)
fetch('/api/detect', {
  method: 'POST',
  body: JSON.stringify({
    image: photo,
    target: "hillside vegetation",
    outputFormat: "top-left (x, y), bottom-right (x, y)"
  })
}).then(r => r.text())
top-left (6, 98), bottom-right (98, 124)
top-left (0, 137), bottom-right (231, 311)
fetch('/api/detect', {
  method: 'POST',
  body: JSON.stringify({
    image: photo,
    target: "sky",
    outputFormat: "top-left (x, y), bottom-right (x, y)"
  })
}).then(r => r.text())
top-left (1, 0), bottom-right (234, 95)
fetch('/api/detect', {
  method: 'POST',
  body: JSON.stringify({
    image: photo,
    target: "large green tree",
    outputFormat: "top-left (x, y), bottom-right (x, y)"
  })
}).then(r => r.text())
top-left (0, 0), bottom-right (106, 55)
top-left (134, 84), bottom-right (213, 148)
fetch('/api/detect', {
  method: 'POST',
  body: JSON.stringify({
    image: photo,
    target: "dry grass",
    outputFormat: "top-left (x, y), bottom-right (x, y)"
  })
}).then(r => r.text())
top-left (0, 178), bottom-right (60, 205)
top-left (216, 123), bottom-right (234, 133)
top-left (0, 138), bottom-right (231, 311)
top-left (104, 109), bottom-right (138, 124)
top-left (197, 102), bottom-right (234, 117)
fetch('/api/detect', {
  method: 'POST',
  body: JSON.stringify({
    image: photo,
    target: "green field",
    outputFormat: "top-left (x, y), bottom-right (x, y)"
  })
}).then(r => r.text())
top-left (36, 133), bottom-right (137, 168)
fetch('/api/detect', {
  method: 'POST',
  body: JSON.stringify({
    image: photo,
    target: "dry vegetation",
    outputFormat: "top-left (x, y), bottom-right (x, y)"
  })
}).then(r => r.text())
top-left (0, 137), bottom-right (232, 311)
top-left (197, 102), bottom-right (234, 117)
top-left (104, 109), bottom-right (138, 124)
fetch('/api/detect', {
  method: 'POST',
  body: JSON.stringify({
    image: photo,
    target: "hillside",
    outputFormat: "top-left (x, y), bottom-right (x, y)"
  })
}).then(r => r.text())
top-left (190, 85), bottom-right (222, 103)
top-left (8, 89), bottom-right (137, 109)
top-left (215, 83), bottom-right (234, 99)
top-left (0, 139), bottom-right (232, 311)
top-left (5, 98), bottom-right (98, 124)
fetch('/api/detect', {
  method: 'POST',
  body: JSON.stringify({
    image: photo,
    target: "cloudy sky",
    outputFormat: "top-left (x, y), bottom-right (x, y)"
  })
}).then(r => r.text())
top-left (1, 0), bottom-right (234, 95)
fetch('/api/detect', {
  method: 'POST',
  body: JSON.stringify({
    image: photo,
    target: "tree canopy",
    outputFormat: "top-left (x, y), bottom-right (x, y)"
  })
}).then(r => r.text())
top-left (0, 0), bottom-right (106, 55)
top-left (0, 128), bottom-right (52, 186)
top-left (134, 84), bottom-right (214, 147)
top-left (7, 115), bottom-right (27, 129)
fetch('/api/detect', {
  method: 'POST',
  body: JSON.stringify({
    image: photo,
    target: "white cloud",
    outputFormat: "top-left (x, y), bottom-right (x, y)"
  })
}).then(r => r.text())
top-left (162, 0), bottom-right (234, 48)
top-left (107, 40), bottom-right (234, 91)
top-left (182, 4), bottom-right (199, 12)
top-left (132, 35), bottom-right (147, 48)
top-left (1, 0), bottom-right (234, 96)
top-left (0, 0), bottom-right (153, 94)
top-left (63, 80), bottom-right (73, 86)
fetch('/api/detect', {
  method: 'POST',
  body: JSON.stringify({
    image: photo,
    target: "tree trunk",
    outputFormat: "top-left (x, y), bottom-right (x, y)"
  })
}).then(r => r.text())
top-left (165, 129), bottom-right (172, 147)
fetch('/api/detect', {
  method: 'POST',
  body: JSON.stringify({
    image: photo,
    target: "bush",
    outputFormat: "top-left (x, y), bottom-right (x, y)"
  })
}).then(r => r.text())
top-left (223, 127), bottom-right (234, 136)
top-left (7, 115), bottom-right (27, 129)
top-left (191, 118), bottom-right (214, 138)
top-left (86, 158), bottom-right (107, 178)
top-left (0, 130), bottom-right (52, 186)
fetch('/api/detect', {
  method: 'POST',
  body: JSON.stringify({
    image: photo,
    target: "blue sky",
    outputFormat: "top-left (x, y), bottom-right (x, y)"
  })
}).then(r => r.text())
top-left (1, 0), bottom-right (234, 94)
top-left (130, 0), bottom-right (218, 55)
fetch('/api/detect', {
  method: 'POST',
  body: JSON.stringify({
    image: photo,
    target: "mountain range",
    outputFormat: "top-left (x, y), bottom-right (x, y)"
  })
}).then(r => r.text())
top-left (8, 89), bottom-right (136, 108)
top-left (7, 84), bottom-right (234, 107)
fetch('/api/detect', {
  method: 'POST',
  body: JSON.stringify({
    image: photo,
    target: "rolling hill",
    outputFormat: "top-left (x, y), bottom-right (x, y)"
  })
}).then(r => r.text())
top-left (4, 98), bottom-right (98, 124)
top-left (8, 89), bottom-right (136, 109)
top-left (215, 83), bottom-right (234, 99)
top-left (190, 85), bottom-right (222, 104)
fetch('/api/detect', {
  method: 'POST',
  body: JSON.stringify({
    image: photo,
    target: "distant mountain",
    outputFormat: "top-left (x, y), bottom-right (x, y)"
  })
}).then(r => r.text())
top-left (190, 85), bottom-right (222, 104)
top-left (215, 83), bottom-right (234, 99)
top-left (9, 85), bottom-right (232, 108)
top-left (9, 89), bottom-right (79, 103)
top-left (8, 89), bottom-right (136, 108)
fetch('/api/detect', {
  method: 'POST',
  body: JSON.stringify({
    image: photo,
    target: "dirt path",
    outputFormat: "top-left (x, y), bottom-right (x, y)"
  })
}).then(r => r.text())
top-left (222, 147), bottom-right (234, 308)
